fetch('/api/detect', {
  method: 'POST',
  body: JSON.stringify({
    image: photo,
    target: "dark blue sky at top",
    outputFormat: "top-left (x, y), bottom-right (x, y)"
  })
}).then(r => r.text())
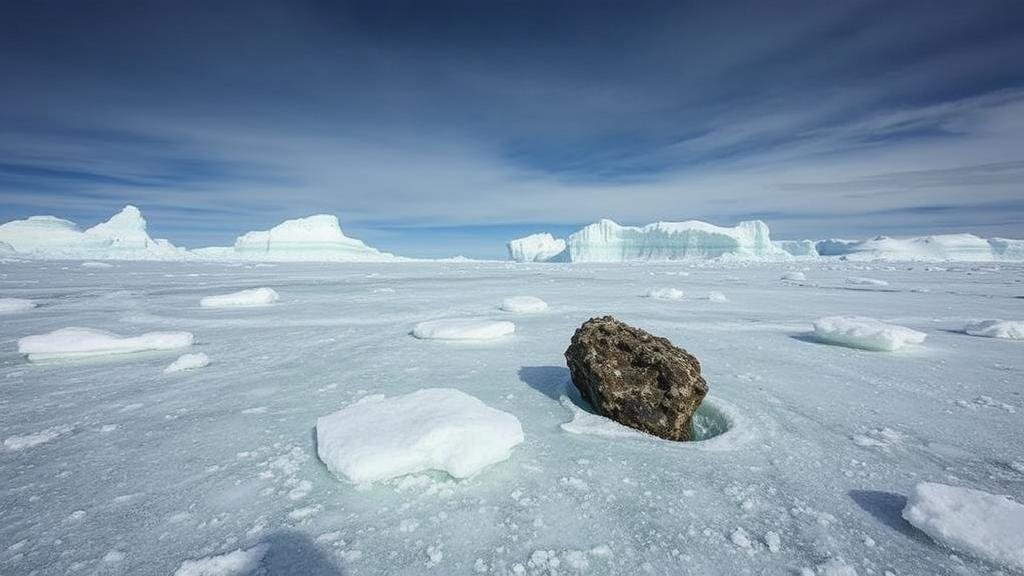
top-left (2, 0), bottom-right (1023, 257)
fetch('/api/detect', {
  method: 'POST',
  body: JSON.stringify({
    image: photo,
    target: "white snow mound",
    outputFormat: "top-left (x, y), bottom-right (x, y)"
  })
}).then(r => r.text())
top-left (164, 352), bottom-right (211, 374)
top-left (173, 544), bottom-right (269, 576)
top-left (812, 316), bottom-right (926, 351)
top-left (501, 296), bottom-right (548, 313)
top-left (17, 327), bottom-right (194, 361)
top-left (315, 388), bottom-right (524, 483)
top-left (412, 318), bottom-right (515, 340)
top-left (646, 288), bottom-right (684, 300)
top-left (507, 233), bottom-right (567, 262)
top-left (0, 298), bottom-right (35, 314)
top-left (964, 320), bottom-right (1024, 340)
top-left (781, 271), bottom-right (806, 282)
top-left (845, 276), bottom-right (889, 287)
top-left (902, 482), bottom-right (1024, 572)
top-left (200, 288), bottom-right (279, 308)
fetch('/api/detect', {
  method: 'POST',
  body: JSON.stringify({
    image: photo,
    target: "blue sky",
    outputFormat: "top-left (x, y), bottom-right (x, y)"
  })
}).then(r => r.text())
top-left (2, 0), bottom-right (1023, 258)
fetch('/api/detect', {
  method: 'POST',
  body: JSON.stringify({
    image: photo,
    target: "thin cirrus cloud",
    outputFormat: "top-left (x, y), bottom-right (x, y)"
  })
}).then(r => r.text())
top-left (0, 0), bottom-right (1022, 258)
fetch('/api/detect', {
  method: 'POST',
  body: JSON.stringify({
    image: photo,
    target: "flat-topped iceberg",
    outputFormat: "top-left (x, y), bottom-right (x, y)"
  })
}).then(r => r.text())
top-left (0, 206), bottom-right (185, 260)
top-left (200, 214), bottom-right (395, 262)
top-left (815, 233), bottom-right (1023, 261)
top-left (508, 219), bottom-right (786, 262)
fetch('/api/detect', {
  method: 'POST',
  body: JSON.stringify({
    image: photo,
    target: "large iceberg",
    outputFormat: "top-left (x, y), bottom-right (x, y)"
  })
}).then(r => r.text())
top-left (507, 233), bottom-right (568, 262)
top-left (0, 206), bottom-right (185, 260)
top-left (561, 219), bottom-right (785, 262)
top-left (195, 215), bottom-right (395, 262)
top-left (774, 239), bottom-right (819, 257)
top-left (814, 233), bottom-right (1021, 262)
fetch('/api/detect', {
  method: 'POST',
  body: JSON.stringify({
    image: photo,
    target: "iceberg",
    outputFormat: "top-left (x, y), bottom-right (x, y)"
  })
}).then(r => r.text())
top-left (815, 234), bottom-right (1003, 261)
top-left (507, 233), bottom-right (567, 262)
top-left (197, 214), bottom-right (395, 262)
top-left (774, 239), bottom-right (819, 257)
top-left (565, 219), bottom-right (785, 262)
top-left (0, 206), bottom-right (185, 260)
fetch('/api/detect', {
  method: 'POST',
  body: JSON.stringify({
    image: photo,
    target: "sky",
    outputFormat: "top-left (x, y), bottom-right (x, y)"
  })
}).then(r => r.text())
top-left (2, 0), bottom-right (1023, 258)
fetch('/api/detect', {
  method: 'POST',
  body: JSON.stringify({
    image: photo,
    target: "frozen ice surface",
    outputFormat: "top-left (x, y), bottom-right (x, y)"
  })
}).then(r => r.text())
top-left (812, 316), bottom-right (927, 351)
top-left (2, 259), bottom-right (1023, 575)
top-left (17, 327), bottom-right (194, 361)
top-left (412, 318), bottom-right (515, 340)
top-left (645, 287), bottom-right (684, 300)
top-left (165, 352), bottom-right (211, 374)
top-left (902, 482), bottom-right (1024, 571)
top-left (316, 388), bottom-right (524, 483)
top-left (200, 287), bottom-right (279, 308)
top-left (500, 296), bottom-right (548, 313)
top-left (0, 297), bottom-right (35, 314)
top-left (173, 544), bottom-right (269, 576)
top-left (964, 319), bottom-right (1024, 340)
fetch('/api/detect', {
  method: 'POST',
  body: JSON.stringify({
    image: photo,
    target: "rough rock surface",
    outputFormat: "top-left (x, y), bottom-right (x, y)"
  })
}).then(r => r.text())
top-left (564, 316), bottom-right (708, 441)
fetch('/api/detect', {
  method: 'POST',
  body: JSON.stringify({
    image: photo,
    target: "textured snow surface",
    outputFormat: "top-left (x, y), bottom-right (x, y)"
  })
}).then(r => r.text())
top-left (200, 288), bottom-right (279, 308)
top-left (2, 260), bottom-right (1023, 575)
top-left (0, 297), bottom-right (35, 314)
top-left (17, 327), bottom-right (194, 361)
top-left (902, 482), bottom-right (1024, 571)
top-left (316, 388), bottom-right (524, 483)
top-left (500, 296), bottom-right (548, 313)
top-left (964, 319), bottom-right (1024, 340)
top-left (412, 318), bottom-right (515, 340)
top-left (165, 352), bottom-right (211, 374)
top-left (507, 233), bottom-right (567, 262)
top-left (812, 316), bottom-right (927, 351)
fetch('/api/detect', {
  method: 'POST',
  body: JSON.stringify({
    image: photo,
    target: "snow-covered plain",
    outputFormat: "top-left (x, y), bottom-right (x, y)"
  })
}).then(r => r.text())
top-left (1, 259), bottom-right (1022, 575)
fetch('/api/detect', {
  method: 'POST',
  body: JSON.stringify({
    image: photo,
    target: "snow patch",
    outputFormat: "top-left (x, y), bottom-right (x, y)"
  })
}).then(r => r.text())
top-left (412, 318), bottom-right (515, 341)
top-left (18, 327), bottom-right (193, 361)
top-left (4, 425), bottom-right (73, 451)
top-left (645, 287), bottom-right (684, 300)
top-left (0, 298), bottom-right (35, 314)
top-left (964, 319), bottom-right (1024, 340)
top-left (903, 482), bottom-right (1024, 572)
top-left (845, 276), bottom-right (889, 287)
top-left (811, 316), bottom-right (926, 351)
top-left (164, 352), bottom-right (211, 374)
top-left (200, 288), bottom-right (279, 308)
top-left (315, 388), bottom-right (524, 483)
top-left (500, 296), bottom-right (548, 313)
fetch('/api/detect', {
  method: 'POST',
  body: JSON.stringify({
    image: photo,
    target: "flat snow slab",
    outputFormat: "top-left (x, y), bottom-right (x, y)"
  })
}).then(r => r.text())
top-left (17, 327), bottom-right (194, 361)
top-left (200, 287), bottom-right (279, 308)
top-left (812, 316), bottom-right (926, 351)
top-left (0, 297), bottom-right (35, 314)
top-left (316, 388), bottom-right (524, 483)
top-left (164, 352), bottom-right (211, 374)
top-left (964, 319), bottom-right (1024, 340)
top-left (903, 482), bottom-right (1024, 572)
top-left (412, 318), bottom-right (515, 340)
top-left (500, 296), bottom-right (548, 313)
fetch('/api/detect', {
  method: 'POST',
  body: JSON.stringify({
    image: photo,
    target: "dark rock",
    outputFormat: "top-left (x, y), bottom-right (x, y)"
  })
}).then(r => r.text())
top-left (564, 316), bottom-right (708, 441)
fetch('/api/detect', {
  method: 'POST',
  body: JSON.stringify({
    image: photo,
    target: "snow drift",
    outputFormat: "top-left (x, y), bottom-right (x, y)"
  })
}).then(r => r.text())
top-left (0, 206), bottom-right (185, 260)
top-left (200, 288), bottom-right (279, 308)
top-left (18, 327), bottom-right (194, 361)
top-left (197, 214), bottom-right (395, 262)
top-left (811, 316), bottom-right (926, 351)
top-left (412, 319), bottom-right (515, 341)
top-left (315, 388), bottom-right (524, 483)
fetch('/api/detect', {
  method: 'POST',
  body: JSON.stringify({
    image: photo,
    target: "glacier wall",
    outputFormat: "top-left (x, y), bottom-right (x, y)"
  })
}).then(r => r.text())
top-left (814, 234), bottom-right (1020, 261)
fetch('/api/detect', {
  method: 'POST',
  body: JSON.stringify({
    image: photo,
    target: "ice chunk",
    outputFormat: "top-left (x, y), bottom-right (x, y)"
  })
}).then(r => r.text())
top-left (315, 388), bottom-right (524, 483)
top-left (200, 288), bottom-right (279, 308)
top-left (845, 276), bottom-right (889, 287)
top-left (412, 319), bottom-right (515, 340)
top-left (164, 352), bottom-right (211, 374)
top-left (500, 296), bottom-right (548, 313)
top-left (705, 291), bottom-right (728, 302)
top-left (811, 316), bottom-right (926, 351)
top-left (507, 233), bottom-right (567, 262)
top-left (902, 482), bottom-right (1024, 572)
top-left (0, 298), bottom-right (35, 314)
top-left (964, 320), bottom-right (1024, 340)
top-left (17, 327), bottom-right (193, 361)
top-left (566, 218), bottom-right (786, 262)
top-left (173, 544), bottom-right (269, 576)
top-left (645, 287), bottom-right (684, 300)
top-left (781, 271), bottom-right (806, 281)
